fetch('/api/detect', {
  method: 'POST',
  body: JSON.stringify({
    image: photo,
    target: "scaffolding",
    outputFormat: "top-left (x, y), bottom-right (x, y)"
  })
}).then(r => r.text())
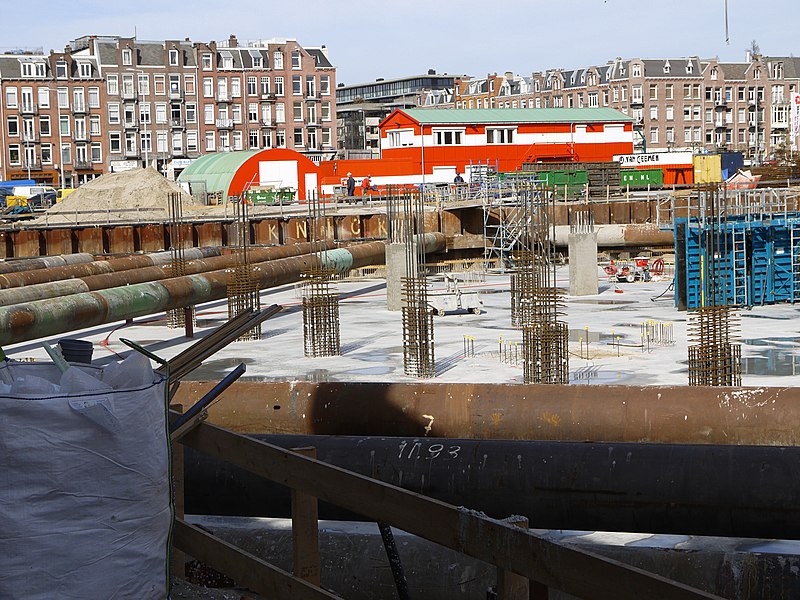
top-left (506, 182), bottom-right (569, 384)
top-left (482, 174), bottom-right (544, 271)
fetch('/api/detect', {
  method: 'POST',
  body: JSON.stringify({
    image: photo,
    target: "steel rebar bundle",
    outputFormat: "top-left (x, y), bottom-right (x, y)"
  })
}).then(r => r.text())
top-left (390, 186), bottom-right (435, 378)
top-left (687, 184), bottom-right (742, 386)
top-left (167, 192), bottom-right (195, 329)
top-left (302, 190), bottom-right (341, 357)
top-left (227, 198), bottom-right (261, 341)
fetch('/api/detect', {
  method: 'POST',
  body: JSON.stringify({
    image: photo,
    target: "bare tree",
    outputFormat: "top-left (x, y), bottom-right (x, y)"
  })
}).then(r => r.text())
top-left (748, 40), bottom-right (761, 57)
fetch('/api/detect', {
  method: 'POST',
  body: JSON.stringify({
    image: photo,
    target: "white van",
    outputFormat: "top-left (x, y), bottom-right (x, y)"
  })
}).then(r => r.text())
top-left (12, 185), bottom-right (56, 199)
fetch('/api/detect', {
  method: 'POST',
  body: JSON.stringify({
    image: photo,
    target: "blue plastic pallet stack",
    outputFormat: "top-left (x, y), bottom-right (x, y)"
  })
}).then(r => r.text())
top-left (675, 213), bottom-right (800, 309)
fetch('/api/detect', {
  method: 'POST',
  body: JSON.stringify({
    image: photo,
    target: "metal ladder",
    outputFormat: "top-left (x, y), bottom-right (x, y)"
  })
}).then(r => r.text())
top-left (791, 219), bottom-right (800, 303)
top-left (731, 225), bottom-right (748, 306)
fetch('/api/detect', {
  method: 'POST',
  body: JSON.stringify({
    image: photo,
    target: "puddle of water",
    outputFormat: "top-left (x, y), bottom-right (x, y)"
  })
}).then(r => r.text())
top-left (740, 540), bottom-right (800, 554)
top-left (742, 349), bottom-right (800, 376)
top-left (572, 299), bottom-right (636, 305)
top-left (343, 366), bottom-right (394, 376)
top-left (743, 337), bottom-right (800, 347)
top-left (570, 368), bottom-right (633, 385)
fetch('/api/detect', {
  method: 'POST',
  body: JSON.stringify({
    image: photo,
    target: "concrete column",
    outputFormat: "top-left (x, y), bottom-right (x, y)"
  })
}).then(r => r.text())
top-left (385, 242), bottom-right (409, 311)
top-left (568, 231), bottom-right (599, 296)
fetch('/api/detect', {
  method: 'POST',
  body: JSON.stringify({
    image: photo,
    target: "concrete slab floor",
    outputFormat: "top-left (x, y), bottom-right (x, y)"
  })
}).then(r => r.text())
top-left (7, 266), bottom-right (800, 388)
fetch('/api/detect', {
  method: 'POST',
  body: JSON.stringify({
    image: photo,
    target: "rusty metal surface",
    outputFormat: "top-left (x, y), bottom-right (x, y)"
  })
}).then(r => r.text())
top-left (135, 224), bottom-right (166, 252)
top-left (172, 381), bottom-right (800, 446)
top-left (43, 229), bottom-right (74, 256)
top-left (335, 215), bottom-right (361, 241)
top-left (12, 230), bottom-right (41, 257)
top-left (621, 224), bottom-right (673, 246)
top-left (361, 215), bottom-right (387, 239)
top-left (104, 226), bottom-right (134, 254)
top-left (195, 222), bottom-right (224, 247)
top-left (253, 219), bottom-right (282, 245)
top-left (609, 203), bottom-right (631, 225)
top-left (0, 252), bottom-right (95, 275)
top-left (75, 228), bottom-right (103, 254)
top-left (0, 248), bottom-right (212, 289)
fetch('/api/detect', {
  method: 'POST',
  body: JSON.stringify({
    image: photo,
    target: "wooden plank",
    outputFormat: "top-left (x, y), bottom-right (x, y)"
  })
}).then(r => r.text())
top-left (291, 447), bottom-right (321, 586)
top-left (181, 423), bottom-right (722, 600)
top-left (173, 519), bottom-right (341, 600)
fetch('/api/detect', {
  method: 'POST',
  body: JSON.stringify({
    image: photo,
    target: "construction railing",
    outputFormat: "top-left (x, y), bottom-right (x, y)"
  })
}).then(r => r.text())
top-left (174, 420), bottom-right (722, 600)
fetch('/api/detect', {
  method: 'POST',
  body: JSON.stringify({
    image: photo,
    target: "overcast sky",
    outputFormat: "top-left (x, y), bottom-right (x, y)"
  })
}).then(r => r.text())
top-left (5, 1), bottom-right (799, 85)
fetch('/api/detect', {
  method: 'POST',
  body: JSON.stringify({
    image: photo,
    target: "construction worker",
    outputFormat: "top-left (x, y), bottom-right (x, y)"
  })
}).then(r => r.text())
top-left (361, 175), bottom-right (376, 203)
top-left (346, 172), bottom-right (355, 199)
top-left (454, 172), bottom-right (465, 184)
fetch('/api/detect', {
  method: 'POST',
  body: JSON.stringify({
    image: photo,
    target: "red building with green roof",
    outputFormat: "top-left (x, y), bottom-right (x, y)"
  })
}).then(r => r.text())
top-left (317, 107), bottom-right (635, 193)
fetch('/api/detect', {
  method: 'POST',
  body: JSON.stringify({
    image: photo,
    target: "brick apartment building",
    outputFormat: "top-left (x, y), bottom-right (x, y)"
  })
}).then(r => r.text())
top-left (0, 34), bottom-right (336, 186)
top-left (427, 54), bottom-right (800, 164)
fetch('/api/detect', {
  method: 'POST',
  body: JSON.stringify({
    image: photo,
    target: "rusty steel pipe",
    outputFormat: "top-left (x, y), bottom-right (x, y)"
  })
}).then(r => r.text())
top-left (169, 380), bottom-right (800, 447)
top-left (0, 242), bottom-right (334, 307)
top-left (0, 235), bottom-right (443, 346)
top-left (0, 252), bottom-right (96, 275)
top-left (553, 224), bottom-right (674, 247)
top-left (0, 247), bottom-right (221, 289)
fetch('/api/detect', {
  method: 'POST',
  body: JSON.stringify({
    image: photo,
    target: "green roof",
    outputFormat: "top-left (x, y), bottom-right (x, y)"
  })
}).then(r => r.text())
top-left (176, 150), bottom-right (261, 195)
top-left (399, 107), bottom-right (634, 124)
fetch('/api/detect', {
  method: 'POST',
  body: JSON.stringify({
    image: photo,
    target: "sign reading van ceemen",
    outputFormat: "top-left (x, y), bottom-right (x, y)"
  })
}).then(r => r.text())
top-left (614, 151), bottom-right (694, 167)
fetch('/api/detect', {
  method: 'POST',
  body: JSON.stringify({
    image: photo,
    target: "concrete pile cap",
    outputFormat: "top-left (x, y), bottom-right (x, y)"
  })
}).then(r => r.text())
top-left (34, 168), bottom-right (206, 225)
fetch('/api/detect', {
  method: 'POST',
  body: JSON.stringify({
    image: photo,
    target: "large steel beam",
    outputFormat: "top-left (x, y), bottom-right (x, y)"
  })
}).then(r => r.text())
top-left (0, 234), bottom-right (444, 345)
top-left (183, 434), bottom-right (800, 540)
top-left (173, 380), bottom-right (800, 446)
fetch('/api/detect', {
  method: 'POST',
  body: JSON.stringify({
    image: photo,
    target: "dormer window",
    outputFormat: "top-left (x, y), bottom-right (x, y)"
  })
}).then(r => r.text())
top-left (291, 50), bottom-right (301, 69)
top-left (169, 49), bottom-right (179, 66)
top-left (202, 53), bottom-right (212, 70)
top-left (55, 61), bottom-right (68, 79)
top-left (580, 73), bottom-right (586, 84)
top-left (632, 64), bottom-right (642, 77)
top-left (754, 67), bottom-right (761, 79)
top-left (250, 50), bottom-right (263, 69)
top-left (77, 62), bottom-right (92, 78)
top-left (570, 73), bottom-right (576, 84)
top-left (122, 48), bottom-right (132, 66)
top-left (711, 67), bottom-right (718, 81)
top-left (663, 62), bottom-right (671, 74)
top-left (20, 61), bottom-right (46, 78)
top-left (686, 62), bottom-right (693, 74)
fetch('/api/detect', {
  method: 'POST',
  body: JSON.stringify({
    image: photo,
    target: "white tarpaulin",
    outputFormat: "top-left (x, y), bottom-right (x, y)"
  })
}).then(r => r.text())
top-left (0, 361), bottom-right (171, 599)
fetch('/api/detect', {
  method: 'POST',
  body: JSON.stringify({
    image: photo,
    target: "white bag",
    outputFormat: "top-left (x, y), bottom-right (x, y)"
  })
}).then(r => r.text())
top-left (0, 362), bottom-right (171, 600)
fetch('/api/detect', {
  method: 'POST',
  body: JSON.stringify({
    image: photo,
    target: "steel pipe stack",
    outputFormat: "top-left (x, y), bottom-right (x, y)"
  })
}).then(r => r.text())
top-left (0, 234), bottom-right (445, 345)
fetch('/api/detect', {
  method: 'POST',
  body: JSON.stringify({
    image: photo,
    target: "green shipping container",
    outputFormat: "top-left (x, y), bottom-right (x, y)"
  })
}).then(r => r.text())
top-left (620, 168), bottom-right (664, 189)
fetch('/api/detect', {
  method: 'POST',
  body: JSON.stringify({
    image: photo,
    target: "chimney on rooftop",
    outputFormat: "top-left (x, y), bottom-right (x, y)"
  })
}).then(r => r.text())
top-left (64, 45), bottom-right (71, 53)
top-left (228, 34), bottom-right (238, 48)
top-left (505, 71), bottom-right (513, 80)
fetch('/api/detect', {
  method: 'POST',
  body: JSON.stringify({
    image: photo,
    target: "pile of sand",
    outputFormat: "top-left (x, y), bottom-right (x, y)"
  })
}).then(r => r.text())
top-left (33, 168), bottom-right (211, 226)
